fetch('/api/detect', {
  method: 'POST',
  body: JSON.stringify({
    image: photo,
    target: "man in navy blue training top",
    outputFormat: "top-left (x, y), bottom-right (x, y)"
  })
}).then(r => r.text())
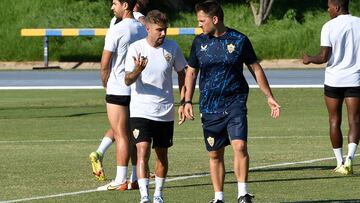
top-left (180, 1), bottom-right (281, 203)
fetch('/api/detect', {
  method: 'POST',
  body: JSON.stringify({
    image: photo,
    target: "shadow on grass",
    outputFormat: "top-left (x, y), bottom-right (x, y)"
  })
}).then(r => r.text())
top-left (283, 199), bottom-right (360, 203)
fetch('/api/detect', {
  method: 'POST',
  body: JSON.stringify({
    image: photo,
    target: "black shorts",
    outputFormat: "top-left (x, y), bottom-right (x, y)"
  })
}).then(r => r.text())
top-left (130, 117), bottom-right (174, 148)
top-left (324, 85), bottom-right (360, 99)
top-left (201, 95), bottom-right (248, 152)
top-left (105, 95), bottom-right (130, 106)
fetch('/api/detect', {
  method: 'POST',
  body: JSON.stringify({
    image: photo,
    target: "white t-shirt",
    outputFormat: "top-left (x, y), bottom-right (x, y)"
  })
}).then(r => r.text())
top-left (321, 14), bottom-right (360, 87)
top-left (104, 18), bottom-right (147, 95)
top-left (125, 38), bottom-right (187, 121)
top-left (109, 12), bottom-right (144, 28)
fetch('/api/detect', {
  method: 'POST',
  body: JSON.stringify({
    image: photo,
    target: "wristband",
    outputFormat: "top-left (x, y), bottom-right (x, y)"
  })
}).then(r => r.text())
top-left (183, 101), bottom-right (192, 106)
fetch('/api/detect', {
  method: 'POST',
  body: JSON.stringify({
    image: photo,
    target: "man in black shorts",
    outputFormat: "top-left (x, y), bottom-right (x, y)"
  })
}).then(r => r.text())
top-left (303, 0), bottom-right (360, 175)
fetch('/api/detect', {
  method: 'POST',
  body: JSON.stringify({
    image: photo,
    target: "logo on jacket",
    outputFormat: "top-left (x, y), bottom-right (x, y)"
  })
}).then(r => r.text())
top-left (200, 44), bottom-right (208, 52)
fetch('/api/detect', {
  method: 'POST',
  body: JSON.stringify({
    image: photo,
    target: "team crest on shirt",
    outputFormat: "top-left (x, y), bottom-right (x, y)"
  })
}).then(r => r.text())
top-left (164, 52), bottom-right (172, 62)
top-left (200, 44), bottom-right (208, 52)
top-left (133, 129), bottom-right (140, 139)
top-left (207, 136), bottom-right (215, 147)
top-left (227, 43), bottom-right (235, 54)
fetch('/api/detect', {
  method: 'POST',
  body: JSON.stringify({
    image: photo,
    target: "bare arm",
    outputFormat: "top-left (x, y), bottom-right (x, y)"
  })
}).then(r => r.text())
top-left (124, 54), bottom-right (148, 86)
top-left (303, 46), bottom-right (331, 64)
top-left (100, 50), bottom-right (112, 88)
top-left (248, 62), bottom-right (281, 118)
top-left (183, 66), bottom-right (199, 120)
top-left (177, 69), bottom-right (186, 125)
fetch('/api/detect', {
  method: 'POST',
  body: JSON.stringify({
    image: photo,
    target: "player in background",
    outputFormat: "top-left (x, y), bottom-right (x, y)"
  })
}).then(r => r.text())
top-left (124, 10), bottom-right (186, 203)
top-left (92, 0), bottom-right (147, 192)
top-left (181, 1), bottom-right (280, 203)
top-left (89, 0), bottom-right (149, 189)
top-left (303, 0), bottom-right (360, 175)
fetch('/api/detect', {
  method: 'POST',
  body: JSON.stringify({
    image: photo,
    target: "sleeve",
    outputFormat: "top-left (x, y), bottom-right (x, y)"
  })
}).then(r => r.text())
top-left (320, 22), bottom-right (331, 47)
top-left (103, 27), bottom-right (123, 52)
top-left (187, 37), bottom-right (199, 69)
top-left (125, 43), bottom-right (137, 72)
top-left (241, 37), bottom-right (258, 65)
top-left (173, 43), bottom-right (188, 72)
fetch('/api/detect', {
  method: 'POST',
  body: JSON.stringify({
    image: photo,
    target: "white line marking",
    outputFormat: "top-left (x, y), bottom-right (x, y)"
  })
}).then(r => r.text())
top-left (0, 85), bottom-right (323, 90)
top-left (2, 154), bottom-right (358, 203)
top-left (0, 136), bottom-right (326, 144)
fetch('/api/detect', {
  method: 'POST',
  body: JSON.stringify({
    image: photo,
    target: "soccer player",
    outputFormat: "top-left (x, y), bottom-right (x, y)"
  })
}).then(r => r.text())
top-left (303, 0), bottom-right (360, 175)
top-left (181, 1), bottom-right (281, 203)
top-left (89, 0), bottom-right (149, 187)
top-left (124, 10), bottom-right (186, 203)
top-left (94, 0), bottom-right (147, 191)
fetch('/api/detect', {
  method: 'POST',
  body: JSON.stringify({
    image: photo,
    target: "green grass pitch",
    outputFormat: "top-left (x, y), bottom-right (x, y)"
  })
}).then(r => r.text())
top-left (0, 89), bottom-right (359, 202)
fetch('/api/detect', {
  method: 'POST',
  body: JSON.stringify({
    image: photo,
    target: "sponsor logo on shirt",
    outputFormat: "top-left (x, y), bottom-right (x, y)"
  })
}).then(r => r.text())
top-left (200, 44), bottom-right (208, 52)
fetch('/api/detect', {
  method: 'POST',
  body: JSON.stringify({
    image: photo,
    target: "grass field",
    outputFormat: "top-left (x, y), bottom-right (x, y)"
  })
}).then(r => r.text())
top-left (0, 89), bottom-right (359, 203)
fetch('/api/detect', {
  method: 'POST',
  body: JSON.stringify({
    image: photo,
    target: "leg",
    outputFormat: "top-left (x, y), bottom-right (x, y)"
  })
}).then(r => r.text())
top-left (107, 103), bottom-right (130, 183)
top-left (345, 97), bottom-right (360, 145)
top-left (231, 140), bottom-right (249, 183)
top-left (136, 141), bottom-right (151, 200)
top-left (154, 147), bottom-right (168, 178)
top-left (209, 147), bottom-right (225, 193)
top-left (153, 147), bottom-right (168, 201)
top-left (324, 96), bottom-right (343, 148)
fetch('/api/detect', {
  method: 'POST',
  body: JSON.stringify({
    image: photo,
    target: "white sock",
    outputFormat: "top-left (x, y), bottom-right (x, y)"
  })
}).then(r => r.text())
top-left (114, 166), bottom-right (127, 184)
top-left (214, 191), bottom-right (224, 201)
top-left (154, 176), bottom-right (165, 197)
top-left (237, 182), bottom-right (248, 198)
top-left (347, 143), bottom-right (358, 160)
top-left (333, 148), bottom-right (343, 166)
top-left (96, 136), bottom-right (113, 155)
top-left (130, 165), bottom-right (137, 182)
top-left (138, 178), bottom-right (150, 198)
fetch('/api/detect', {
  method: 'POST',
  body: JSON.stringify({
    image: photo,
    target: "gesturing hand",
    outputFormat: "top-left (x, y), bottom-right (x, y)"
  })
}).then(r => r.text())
top-left (133, 53), bottom-right (148, 71)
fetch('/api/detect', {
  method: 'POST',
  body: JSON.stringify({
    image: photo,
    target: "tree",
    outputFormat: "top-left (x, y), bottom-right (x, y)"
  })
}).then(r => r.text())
top-left (248, 0), bottom-right (274, 26)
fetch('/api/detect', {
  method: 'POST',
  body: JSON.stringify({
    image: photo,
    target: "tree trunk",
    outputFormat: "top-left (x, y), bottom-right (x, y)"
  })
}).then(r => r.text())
top-left (249, 0), bottom-right (274, 26)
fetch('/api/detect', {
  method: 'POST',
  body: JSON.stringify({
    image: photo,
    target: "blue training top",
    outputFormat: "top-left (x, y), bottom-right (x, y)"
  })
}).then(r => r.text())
top-left (188, 28), bottom-right (257, 114)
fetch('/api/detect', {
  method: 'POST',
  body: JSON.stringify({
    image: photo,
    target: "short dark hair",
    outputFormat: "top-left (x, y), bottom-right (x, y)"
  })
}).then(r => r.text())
top-left (119, 0), bottom-right (137, 11)
top-left (330, 0), bottom-right (349, 10)
top-left (136, 0), bottom-right (149, 11)
top-left (145, 10), bottom-right (168, 26)
top-left (195, 0), bottom-right (224, 21)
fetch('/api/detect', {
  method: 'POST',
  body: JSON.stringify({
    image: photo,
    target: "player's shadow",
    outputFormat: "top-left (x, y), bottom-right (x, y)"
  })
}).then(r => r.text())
top-left (283, 200), bottom-right (360, 203)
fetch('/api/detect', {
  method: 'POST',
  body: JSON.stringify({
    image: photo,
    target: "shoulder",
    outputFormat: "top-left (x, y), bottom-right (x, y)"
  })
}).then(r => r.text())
top-left (225, 28), bottom-right (248, 41)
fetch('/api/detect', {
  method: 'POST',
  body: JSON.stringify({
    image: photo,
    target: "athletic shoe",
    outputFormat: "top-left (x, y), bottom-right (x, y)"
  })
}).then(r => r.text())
top-left (89, 151), bottom-right (105, 181)
top-left (344, 157), bottom-right (353, 174)
top-left (127, 180), bottom-right (139, 190)
top-left (333, 165), bottom-right (349, 175)
top-left (96, 181), bottom-right (128, 191)
top-left (140, 196), bottom-right (150, 203)
top-left (238, 194), bottom-right (254, 203)
top-left (208, 199), bottom-right (224, 203)
top-left (153, 196), bottom-right (164, 203)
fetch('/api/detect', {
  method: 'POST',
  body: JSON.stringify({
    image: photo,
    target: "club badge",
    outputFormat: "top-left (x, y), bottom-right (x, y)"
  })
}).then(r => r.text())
top-left (227, 43), bottom-right (235, 54)
top-left (164, 52), bottom-right (172, 62)
top-left (133, 129), bottom-right (140, 139)
top-left (207, 136), bottom-right (215, 147)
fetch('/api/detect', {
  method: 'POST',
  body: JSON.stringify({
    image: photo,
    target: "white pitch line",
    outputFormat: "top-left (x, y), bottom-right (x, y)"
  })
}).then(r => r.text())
top-left (2, 154), bottom-right (358, 203)
top-left (0, 85), bottom-right (323, 90)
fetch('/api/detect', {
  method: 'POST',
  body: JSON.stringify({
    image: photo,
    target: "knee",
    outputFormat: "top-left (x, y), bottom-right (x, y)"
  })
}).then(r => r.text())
top-left (208, 151), bottom-right (224, 162)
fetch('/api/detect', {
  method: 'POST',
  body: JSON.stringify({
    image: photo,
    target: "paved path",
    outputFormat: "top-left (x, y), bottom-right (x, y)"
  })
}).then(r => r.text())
top-left (0, 69), bottom-right (324, 87)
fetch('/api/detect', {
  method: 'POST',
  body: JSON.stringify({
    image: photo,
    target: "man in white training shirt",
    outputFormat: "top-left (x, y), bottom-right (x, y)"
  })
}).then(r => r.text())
top-left (94, 0), bottom-right (147, 191)
top-left (125, 10), bottom-right (186, 203)
top-left (303, 0), bottom-right (360, 175)
top-left (89, 0), bottom-right (148, 189)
